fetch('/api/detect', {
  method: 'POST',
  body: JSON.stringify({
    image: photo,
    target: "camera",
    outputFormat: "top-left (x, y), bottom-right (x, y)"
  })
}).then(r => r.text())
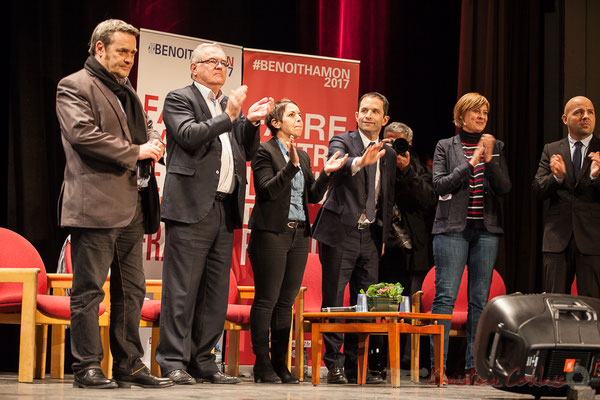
top-left (392, 137), bottom-right (410, 155)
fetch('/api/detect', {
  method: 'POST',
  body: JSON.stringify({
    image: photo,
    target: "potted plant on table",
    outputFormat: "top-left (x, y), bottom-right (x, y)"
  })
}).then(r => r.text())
top-left (360, 282), bottom-right (404, 312)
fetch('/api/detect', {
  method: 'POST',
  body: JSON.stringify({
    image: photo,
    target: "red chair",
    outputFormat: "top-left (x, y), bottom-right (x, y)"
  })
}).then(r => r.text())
top-left (411, 266), bottom-right (506, 380)
top-left (293, 253), bottom-right (351, 381)
top-left (0, 228), bottom-right (109, 382)
top-left (224, 268), bottom-right (253, 377)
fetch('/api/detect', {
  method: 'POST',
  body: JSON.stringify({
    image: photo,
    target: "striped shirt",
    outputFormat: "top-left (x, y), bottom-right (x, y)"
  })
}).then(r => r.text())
top-left (460, 132), bottom-right (484, 220)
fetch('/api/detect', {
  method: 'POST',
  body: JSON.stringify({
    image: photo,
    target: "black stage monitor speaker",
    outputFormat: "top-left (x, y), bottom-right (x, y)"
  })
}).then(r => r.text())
top-left (474, 294), bottom-right (600, 396)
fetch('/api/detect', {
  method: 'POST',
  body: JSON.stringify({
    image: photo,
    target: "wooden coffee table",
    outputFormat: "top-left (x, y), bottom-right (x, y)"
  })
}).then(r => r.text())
top-left (302, 311), bottom-right (451, 387)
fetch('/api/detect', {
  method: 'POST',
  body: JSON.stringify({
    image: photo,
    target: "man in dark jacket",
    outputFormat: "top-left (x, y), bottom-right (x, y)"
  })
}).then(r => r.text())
top-left (533, 96), bottom-right (600, 297)
top-left (379, 122), bottom-right (437, 294)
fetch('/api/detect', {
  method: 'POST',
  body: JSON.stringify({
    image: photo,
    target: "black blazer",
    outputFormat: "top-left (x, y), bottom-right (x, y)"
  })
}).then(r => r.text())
top-left (532, 135), bottom-right (600, 254)
top-left (249, 137), bottom-right (330, 236)
top-left (160, 83), bottom-right (259, 227)
top-left (312, 130), bottom-right (397, 247)
top-left (431, 135), bottom-right (511, 235)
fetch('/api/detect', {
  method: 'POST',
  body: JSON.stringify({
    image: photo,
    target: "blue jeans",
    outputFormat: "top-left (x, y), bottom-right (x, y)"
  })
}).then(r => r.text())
top-left (430, 224), bottom-right (499, 371)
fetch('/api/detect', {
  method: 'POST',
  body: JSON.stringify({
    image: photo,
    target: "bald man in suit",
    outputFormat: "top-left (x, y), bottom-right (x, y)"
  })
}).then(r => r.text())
top-left (533, 96), bottom-right (600, 297)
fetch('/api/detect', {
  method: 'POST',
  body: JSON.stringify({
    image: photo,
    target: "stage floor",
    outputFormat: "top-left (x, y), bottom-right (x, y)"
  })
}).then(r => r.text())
top-left (0, 370), bottom-right (547, 400)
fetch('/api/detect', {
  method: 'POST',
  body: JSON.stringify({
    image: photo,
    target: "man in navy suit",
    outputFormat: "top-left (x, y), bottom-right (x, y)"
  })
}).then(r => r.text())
top-left (312, 92), bottom-right (397, 384)
top-left (155, 42), bottom-right (273, 384)
top-left (533, 96), bottom-right (600, 297)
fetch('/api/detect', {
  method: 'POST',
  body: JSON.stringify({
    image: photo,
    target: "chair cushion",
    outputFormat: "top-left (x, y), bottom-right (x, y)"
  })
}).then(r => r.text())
top-left (38, 295), bottom-right (106, 318)
top-left (226, 304), bottom-right (250, 325)
top-left (0, 294), bottom-right (106, 318)
top-left (141, 299), bottom-right (161, 322)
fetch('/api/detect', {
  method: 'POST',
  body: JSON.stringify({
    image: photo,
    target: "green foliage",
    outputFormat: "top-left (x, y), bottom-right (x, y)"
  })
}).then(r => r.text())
top-left (360, 282), bottom-right (404, 301)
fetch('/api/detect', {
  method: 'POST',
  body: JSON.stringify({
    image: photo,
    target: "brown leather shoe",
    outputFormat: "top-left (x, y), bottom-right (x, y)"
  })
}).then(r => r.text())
top-left (73, 367), bottom-right (118, 389)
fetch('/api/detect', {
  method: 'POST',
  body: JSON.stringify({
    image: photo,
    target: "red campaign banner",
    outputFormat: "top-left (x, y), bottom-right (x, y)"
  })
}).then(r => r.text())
top-left (229, 49), bottom-right (360, 368)
top-left (234, 49), bottom-right (360, 285)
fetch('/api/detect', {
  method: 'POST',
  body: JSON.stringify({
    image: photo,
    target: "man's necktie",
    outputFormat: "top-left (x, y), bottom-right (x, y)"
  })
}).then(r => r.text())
top-left (573, 141), bottom-right (583, 180)
top-left (365, 142), bottom-right (376, 221)
top-left (210, 97), bottom-right (218, 115)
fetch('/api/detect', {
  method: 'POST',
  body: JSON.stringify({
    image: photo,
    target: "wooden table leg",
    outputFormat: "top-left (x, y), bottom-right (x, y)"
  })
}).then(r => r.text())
top-left (433, 328), bottom-right (444, 386)
top-left (311, 323), bottom-right (322, 386)
top-left (410, 332), bottom-right (420, 383)
top-left (387, 323), bottom-right (401, 387)
top-left (357, 333), bottom-right (370, 385)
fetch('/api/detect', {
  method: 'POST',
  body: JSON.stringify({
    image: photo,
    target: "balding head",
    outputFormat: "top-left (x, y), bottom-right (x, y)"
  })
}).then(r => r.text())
top-left (562, 96), bottom-right (595, 140)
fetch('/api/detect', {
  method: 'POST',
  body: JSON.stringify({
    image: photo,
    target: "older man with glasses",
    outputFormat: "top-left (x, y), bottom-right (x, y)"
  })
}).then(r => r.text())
top-left (155, 42), bottom-right (274, 384)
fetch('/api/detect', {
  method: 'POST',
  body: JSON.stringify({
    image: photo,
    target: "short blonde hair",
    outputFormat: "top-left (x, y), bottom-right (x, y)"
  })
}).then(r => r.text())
top-left (453, 92), bottom-right (490, 128)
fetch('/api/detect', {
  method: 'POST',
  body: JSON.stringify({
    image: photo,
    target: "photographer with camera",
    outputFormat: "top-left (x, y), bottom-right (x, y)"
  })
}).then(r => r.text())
top-left (368, 123), bottom-right (437, 377)
top-left (380, 122), bottom-right (436, 294)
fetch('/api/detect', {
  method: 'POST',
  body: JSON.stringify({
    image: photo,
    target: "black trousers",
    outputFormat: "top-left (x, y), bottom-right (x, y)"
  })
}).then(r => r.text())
top-left (156, 199), bottom-right (234, 376)
top-left (543, 235), bottom-right (600, 297)
top-left (248, 226), bottom-right (309, 358)
top-left (69, 194), bottom-right (146, 373)
top-left (319, 227), bottom-right (379, 372)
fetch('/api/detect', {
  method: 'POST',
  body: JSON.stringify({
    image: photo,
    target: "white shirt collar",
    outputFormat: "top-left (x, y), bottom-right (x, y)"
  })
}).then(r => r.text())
top-left (358, 129), bottom-right (379, 148)
top-left (568, 133), bottom-right (593, 149)
top-left (193, 81), bottom-right (224, 104)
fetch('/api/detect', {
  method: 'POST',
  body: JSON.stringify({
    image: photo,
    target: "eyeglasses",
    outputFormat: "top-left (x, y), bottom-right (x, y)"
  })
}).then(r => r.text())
top-left (196, 58), bottom-right (230, 68)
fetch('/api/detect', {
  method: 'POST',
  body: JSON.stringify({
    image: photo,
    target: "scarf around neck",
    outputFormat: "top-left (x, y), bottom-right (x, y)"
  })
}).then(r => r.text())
top-left (84, 56), bottom-right (151, 177)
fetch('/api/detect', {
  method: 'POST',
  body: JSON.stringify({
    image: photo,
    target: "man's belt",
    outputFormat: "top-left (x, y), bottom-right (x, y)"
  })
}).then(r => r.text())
top-left (286, 220), bottom-right (306, 229)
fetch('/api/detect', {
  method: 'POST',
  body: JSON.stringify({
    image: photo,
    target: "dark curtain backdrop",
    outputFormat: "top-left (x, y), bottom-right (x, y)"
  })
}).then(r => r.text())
top-left (456, 0), bottom-right (546, 293)
top-left (6, 0), bottom-right (553, 372)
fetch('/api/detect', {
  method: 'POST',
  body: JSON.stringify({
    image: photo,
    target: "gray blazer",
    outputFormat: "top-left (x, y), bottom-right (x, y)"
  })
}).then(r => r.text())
top-left (160, 84), bottom-right (259, 227)
top-left (56, 68), bottom-right (160, 229)
top-left (431, 135), bottom-right (511, 234)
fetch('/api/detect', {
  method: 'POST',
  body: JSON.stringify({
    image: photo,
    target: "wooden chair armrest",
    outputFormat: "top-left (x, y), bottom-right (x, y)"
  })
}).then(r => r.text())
top-left (237, 286), bottom-right (255, 302)
top-left (46, 273), bottom-right (73, 289)
top-left (411, 290), bottom-right (423, 313)
top-left (0, 268), bottom-right (40, 283)
top-left (294, 287), bottom-right (307, 312)
top-left (145, 280), bottom-right (163, 298)
top-left (0, 268), bottom-right (39, 310)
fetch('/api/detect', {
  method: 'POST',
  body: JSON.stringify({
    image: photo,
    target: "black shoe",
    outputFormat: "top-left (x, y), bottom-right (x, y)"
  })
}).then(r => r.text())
top-left (164, 369), bottom-right (195, 385)
top-left (114, 366), bottom-right (174, 388)
top-left (196, 371), bottom-right (241, 384)
top-left (345, 369), bottom-right (357, 384)
top-left (274, 366), bottom-right (299, 384)
top-left (326, 366), bottom-right (348, 384)
top-left (254, 366), bottom-right (282, 384)
top-left (73, 367), bottom-right (118, 389)
top-left (366, 371), bottom-right (384, 384)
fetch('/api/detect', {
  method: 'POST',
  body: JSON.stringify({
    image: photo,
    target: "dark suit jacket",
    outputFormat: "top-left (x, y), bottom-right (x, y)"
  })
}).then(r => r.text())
top-left (56, 68), bottom-right (161, 233)
top-left (249, 137), bottom-right (330, 236)
top-left (390, 151), bottom-right (437, 272)
top-left (431, 135), bottom-right (511, 235)
top-left (532, 135), bottom-right (600, 255)
top-left (312, 130), bottom-right (397, 247)
top-left (160, 84), bottom-right (260, 227)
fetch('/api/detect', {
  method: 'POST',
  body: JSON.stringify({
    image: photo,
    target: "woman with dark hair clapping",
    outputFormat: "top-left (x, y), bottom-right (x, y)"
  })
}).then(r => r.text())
top-left (248, 99), bottom-right (347, 383)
